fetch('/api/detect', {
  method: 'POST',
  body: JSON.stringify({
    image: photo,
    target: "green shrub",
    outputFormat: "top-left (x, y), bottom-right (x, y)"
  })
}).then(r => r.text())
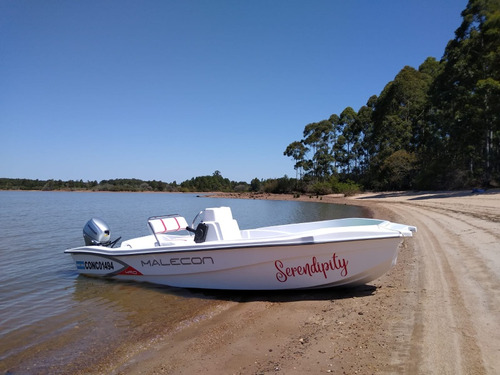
top-left (311, 181), bottom-right (332, 195)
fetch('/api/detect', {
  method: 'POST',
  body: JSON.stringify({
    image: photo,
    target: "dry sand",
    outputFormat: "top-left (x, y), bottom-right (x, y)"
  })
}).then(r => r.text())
top-left (109, 190), bottom-right (500, 374)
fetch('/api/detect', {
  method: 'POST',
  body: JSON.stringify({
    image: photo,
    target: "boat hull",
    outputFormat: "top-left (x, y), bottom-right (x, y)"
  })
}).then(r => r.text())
top-left (67, 236), bottom-right (404, 290)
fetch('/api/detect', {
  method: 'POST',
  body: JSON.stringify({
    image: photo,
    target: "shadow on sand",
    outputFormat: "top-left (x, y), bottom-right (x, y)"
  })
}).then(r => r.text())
top-left (356, 189), bottom-right (499, 201)
top-left (188, 284), bottom-right (377, 303)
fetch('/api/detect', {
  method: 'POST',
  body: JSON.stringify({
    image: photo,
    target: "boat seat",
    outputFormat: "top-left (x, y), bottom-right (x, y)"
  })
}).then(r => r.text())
top-left (148, 215), bottom-right (188, 245)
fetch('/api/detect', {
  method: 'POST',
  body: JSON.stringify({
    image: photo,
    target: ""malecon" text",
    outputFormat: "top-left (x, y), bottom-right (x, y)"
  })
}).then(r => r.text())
top-left (141, 257), bottom-right (214, 267)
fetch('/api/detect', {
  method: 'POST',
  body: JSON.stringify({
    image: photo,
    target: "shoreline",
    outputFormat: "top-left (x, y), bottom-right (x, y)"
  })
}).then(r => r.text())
top-left (81, 190), bottom-right (500, 373)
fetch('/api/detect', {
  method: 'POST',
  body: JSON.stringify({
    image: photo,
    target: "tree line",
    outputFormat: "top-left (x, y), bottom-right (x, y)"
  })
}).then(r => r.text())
top-left (0, 178), bottom-right (177, 192)
top-left (0, 173), bottom-right (245, 193)
top-left (0, 174), bottom-right (355, 196)
top-left (285, 0), bottom-right (500, 191)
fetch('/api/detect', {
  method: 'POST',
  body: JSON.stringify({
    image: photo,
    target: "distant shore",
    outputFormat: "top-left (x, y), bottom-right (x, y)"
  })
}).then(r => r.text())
top-left (204, 191), bottom-right (365, 206)
top-left (102, 189), bottom-right (500, 374)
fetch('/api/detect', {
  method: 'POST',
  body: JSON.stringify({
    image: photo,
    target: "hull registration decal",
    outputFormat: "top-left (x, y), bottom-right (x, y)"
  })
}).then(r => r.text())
top-left (77, 260), bottom-right (115, 271)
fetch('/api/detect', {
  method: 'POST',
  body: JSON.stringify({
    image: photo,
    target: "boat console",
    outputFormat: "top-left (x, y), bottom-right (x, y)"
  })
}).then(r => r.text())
top-left (197, 207), bottom-right (241, 242)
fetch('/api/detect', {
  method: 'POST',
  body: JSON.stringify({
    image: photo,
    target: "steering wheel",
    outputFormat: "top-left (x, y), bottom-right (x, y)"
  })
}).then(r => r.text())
top-left (186, 210), bottom-right (204, 234)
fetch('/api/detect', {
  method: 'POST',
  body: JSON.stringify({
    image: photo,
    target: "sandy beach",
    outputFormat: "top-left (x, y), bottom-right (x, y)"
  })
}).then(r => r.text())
top-left (102, 190), bottom-right (500, 374)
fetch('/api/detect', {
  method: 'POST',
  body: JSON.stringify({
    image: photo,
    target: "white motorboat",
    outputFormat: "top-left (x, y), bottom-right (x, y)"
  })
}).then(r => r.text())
top-left (65, 206), bottom-right (416, 290)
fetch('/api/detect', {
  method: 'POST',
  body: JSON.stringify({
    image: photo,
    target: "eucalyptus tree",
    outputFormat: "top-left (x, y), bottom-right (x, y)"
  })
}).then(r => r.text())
top-left (412, 57), bottom-right (448, 187)
top-left (283, 141), bottom-right (310, 180)
top-left (432, 0), bottom-right (500, 185)
top-left (337, 107), bottom-right (360, 175)
top-left (302, 120), bottom-right (335, 180)
top-left (356, 99), bottom-right (376, 174)
top-left (413, 57), bottom-right (444, 150)
top-left (328, 113), bottom-right (341, 171)
top-left (365, 65), bottom-right (433, 188)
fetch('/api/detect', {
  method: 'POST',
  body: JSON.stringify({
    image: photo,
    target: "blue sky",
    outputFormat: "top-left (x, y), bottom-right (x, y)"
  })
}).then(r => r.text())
top-left (1, 0), bottom-right (467, 183)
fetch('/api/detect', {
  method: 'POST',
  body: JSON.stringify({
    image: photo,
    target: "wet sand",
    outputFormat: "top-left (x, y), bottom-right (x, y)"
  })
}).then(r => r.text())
top-left (88, 190), bottom-right (500, 374)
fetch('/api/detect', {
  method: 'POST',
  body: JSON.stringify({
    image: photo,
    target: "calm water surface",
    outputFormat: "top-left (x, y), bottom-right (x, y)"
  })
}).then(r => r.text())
top-left (0, 191), bottom-right (365, 373)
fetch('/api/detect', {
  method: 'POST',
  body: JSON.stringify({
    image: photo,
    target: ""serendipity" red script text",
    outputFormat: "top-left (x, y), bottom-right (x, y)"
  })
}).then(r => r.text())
top-left (275, 253), bottom-right (348, 283)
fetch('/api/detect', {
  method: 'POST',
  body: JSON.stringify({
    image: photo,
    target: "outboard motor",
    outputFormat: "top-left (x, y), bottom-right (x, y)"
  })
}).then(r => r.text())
top-left (83, 218), bottom-right (120, 247)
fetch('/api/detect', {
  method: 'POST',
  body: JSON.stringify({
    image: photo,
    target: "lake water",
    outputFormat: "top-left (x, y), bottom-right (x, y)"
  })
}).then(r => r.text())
top-left (0, 191), bottom-right (365, 374)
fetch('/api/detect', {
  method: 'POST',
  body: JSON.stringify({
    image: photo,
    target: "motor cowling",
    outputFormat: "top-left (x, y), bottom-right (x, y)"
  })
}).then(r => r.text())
top-left (83, 218), bottom-right (111, 246)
